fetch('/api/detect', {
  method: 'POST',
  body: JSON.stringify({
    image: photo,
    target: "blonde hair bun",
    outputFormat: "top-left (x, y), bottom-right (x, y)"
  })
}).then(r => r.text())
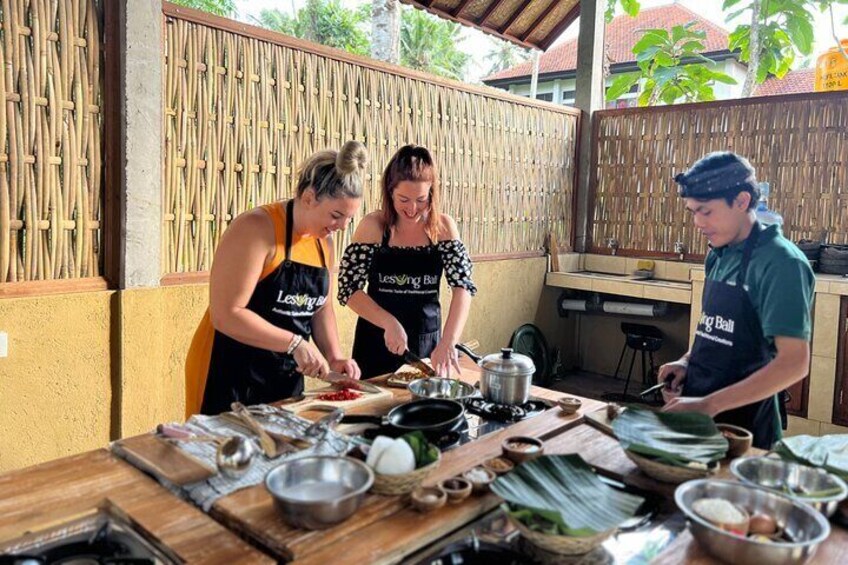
top-left (336, 140), bottom-right (368, 176)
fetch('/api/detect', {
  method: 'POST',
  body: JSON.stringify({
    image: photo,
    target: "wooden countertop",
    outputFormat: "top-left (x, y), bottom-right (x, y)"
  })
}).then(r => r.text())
top-left (212, 358), bottom-right (605, 563)
top-left (0, 449), bottom-right (272, 564)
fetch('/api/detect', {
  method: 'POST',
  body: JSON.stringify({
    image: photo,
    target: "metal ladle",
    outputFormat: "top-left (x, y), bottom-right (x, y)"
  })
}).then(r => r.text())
top-left (216, 435), bottom-right (257, 479)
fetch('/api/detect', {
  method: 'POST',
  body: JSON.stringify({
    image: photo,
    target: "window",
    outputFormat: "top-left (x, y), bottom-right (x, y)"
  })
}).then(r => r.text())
top-left (536, 92), bottom-right (553, 102)
top-left (561, 90), bottom-right (576, 105)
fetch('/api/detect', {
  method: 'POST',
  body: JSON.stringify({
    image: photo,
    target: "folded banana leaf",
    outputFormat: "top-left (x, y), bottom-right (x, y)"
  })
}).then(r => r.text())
top-left (612, 407), bottom-right (728, 467)
top-left (491, 454), bottom-right (644, 536)
top-left (775, 434), bottom-right (848, 481)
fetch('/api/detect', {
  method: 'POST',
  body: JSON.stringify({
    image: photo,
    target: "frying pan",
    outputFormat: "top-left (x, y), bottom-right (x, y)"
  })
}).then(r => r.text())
top-left (340, 398), bottom-right (465, 436)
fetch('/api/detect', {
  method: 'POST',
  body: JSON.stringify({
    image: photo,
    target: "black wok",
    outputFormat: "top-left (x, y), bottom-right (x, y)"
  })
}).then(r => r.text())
top-left (341, 398), bottom-right (465, 436)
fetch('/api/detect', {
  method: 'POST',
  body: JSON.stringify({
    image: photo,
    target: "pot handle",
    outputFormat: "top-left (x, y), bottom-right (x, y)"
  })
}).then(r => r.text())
top-left (455, 342), bottom-right (483, 363)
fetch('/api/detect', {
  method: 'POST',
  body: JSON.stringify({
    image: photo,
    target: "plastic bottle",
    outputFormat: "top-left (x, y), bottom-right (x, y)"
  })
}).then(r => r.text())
top-left (755, 182), bottom-right (783, 226)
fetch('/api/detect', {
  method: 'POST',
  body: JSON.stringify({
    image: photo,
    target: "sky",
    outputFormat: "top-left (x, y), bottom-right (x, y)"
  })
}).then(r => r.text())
top-left (234, 0), bottom-right (848, 84)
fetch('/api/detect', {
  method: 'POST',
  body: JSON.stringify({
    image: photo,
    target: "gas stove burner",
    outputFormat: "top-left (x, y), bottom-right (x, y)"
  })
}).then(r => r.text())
top-left (462, 398), bottom-right (549, 423)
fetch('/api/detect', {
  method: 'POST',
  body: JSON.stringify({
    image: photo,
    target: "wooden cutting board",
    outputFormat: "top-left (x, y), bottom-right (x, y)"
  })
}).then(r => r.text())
top-left (283, 385), bottom-right (394, 414)
top-left (113, 434), bottom-right (217, 486)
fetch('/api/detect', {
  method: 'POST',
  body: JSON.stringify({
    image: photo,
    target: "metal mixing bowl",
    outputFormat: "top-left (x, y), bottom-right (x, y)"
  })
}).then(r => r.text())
top-left (730, 456), bottom-right (848, 517)
top-left (265, 456), bottom-right (374, 530)
top-left (675, 479), bottom-right (830, 565)
top-left (408, 378), bottom-right (477, 401)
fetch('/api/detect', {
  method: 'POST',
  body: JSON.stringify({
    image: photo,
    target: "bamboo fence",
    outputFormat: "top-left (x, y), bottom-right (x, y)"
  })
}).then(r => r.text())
top-left (0, 0), bottom-right (102, 283)
top-left (589, 91), bottom-right (848, 258)
top-left (162, 6), bottom-right (579, 275)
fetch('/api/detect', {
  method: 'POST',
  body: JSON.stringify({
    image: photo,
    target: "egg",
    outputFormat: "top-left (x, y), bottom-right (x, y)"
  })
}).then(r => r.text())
top-left (374, 438), bottom-right (416, 475)
top-left (749, 513), bottom-right (778, 536)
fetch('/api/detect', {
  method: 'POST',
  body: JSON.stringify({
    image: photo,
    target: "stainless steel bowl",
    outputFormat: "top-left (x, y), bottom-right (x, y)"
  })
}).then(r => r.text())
top-left (408, 378), bottom-right (477, 401)
top-left (675, 479), bottom-right (830, 565)
top-left (730, 456), bottom-right (848, 517)
top-left (265, 456), bottom-right (374, 530)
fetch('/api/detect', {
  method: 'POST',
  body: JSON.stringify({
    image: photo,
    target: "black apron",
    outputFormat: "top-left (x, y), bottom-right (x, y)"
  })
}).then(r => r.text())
top-left (352, 228), bottom-right (443, 378)
top-left (684, 223), bottom-right (781, 449)
top-left (201, 200), bottom-right (329, 414)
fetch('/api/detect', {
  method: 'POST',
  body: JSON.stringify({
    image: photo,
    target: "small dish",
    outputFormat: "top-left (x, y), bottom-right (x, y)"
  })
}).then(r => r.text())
top-left (462, 466), bottom-right (497, 493)
top-left (716, 424), bottom-right (753, 458)
top-left (410, 486), bottom-right (447, 512)
top-left (502, 436), bottom-right (544, 464)
top-left (483, 456), bottom-right (515, 475)
top-left (439, 477), bottom-right (472, 503)
top-left (556, 396), bottom-right (582, 415)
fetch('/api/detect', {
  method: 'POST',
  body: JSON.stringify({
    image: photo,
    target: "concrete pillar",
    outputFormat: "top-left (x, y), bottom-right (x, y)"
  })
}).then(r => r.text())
top-left (573, 1), bottom-right (606, 252)
top-left (117, 0), bottom-right (162, 288)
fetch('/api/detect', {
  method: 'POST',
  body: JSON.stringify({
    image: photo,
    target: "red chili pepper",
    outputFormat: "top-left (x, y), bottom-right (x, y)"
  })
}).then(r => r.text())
top-left (316, 388), bottom-right (362, 402)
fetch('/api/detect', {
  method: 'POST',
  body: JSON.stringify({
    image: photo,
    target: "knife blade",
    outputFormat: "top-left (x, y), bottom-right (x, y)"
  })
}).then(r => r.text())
top-left (402, 350), bottom-right (437, 377)
top-left (322, 371), bottom-right (382, 394)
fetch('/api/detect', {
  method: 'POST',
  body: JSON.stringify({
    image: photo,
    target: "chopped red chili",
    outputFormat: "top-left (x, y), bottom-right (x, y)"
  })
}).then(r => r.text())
top-left (316, 388), bottom-right (362, 402)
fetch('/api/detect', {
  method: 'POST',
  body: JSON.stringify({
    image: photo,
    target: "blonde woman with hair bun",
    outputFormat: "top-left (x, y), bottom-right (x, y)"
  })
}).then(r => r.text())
top-left (185, 141), bottom-right (368, 416)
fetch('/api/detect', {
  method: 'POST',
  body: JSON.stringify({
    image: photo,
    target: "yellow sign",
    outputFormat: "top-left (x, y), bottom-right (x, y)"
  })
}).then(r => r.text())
top-left (816, 40), bottom-right (848, 92)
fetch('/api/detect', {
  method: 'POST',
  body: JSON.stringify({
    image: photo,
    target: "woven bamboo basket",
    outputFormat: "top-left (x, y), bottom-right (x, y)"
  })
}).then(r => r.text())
top-left (509, 516), bottom-right (616, 555)
top-left (370, 455), bottom-right (441, 496)
top-left (626, 450), bottom-right (718, 484)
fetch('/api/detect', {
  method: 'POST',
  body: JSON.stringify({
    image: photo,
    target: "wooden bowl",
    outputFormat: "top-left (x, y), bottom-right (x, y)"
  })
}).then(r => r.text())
top-left (717, 424), bottom-right (753, 459)
top-left (556, 396), bottom-right (582, 415)
top-left (462, 466), bottom-right (497, 493)
top-left (410, 486), bottom-right (447, 512)
top-left (439, 477), bottom-right (472, 503)
top-left (502, 436), bottom-right (544, 464)
top-left (482, 456), bottom-right (515, 475)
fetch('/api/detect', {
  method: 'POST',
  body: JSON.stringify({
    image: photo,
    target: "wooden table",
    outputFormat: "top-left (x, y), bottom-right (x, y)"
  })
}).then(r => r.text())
top-left (210, 358), bottom-right (606, 563)
top-left (0, 449), bottom-right (272, 563)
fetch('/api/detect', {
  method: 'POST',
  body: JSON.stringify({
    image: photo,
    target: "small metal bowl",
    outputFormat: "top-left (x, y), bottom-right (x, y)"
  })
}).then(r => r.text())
top-left (408, 378), bottom-right (477, 401)
top-left (675, 479), bottom-right (830, 565)
top-left (730, 456), bottom-right (848, 517)
top-left (265, 456), bottom-right (374, 530)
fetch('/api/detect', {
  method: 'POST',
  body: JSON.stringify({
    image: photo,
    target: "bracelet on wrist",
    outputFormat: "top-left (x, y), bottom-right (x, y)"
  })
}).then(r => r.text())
top-left (286, 334), bottom-right (303, 355)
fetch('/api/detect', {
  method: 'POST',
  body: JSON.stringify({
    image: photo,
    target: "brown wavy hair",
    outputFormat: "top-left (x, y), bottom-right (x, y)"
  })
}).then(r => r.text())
top-left (381, 145), bottom-right (442, 241)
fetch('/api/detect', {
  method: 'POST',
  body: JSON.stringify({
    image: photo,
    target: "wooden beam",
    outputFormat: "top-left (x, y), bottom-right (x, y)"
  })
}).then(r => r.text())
top-left (451, 0), bottom-right (475, 18)
top-left (539, 3), bottom-right (581, 51)
top-left (478, 0), bottom-right (509, 26)
top-left (498, 0), bottom-right (532, 34)
top-left (520, 0), bottom-right (555, 42)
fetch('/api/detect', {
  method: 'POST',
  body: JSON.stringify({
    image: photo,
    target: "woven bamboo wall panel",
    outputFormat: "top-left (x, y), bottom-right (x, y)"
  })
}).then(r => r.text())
top-left (0, 0), bottom-right (102, 283)
top-left (163, 15), bottom-right (578, 275)
top-left (590, 93), bottom-right (848, 257)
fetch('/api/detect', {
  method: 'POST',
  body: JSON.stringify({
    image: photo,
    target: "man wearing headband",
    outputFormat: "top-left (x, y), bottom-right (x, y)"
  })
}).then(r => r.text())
top-left (658, 152), bottom-right (814, 449)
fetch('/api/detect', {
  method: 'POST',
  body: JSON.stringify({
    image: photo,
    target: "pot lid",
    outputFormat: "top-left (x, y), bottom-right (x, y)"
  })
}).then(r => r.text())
top-left (480, 348), bottom-right (535, 376)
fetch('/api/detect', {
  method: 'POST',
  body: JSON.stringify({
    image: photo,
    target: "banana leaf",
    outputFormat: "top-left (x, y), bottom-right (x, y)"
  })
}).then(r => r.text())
top-left (774, 434), bottom-right (848, 481)
top-left (612, 407), bottom-right (728, 467)
top-left (491, 454), bottom-right (644, 536)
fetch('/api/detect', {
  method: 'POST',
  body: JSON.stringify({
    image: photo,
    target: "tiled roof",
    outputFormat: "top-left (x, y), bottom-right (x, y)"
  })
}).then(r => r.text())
top-left (754, 69), bottom-right (816, 96)
top-left (484, 3), bottom-right (730, 83)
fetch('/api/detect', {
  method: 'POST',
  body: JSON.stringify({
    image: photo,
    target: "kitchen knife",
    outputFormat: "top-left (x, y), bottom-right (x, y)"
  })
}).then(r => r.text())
top-left (402, 350), bottom-right (437, 377)
top-left (322, 371), bottom-right (382, 394)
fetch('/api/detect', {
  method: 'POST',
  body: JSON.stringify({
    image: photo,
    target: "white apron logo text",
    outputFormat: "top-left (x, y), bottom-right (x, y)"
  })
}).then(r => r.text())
top-left (276, 292), bottom-right (326, 311)
top-left (378, 274), bottom-right (438, 290)
top-left (699, 313), bottom-right (735, 334)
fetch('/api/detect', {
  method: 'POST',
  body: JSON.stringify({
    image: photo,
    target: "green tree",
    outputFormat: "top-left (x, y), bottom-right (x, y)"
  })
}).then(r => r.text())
top-left (170, 0), bottom-right (236, 18)
top-left (400, 7), bottom-right (469, 80)
top-left (252, 1), bottom-right (370, 57)
top-left (606, 0), bottom-right (640, 22)
top-left (484, 40), bottom-right (530, 75)
top-left (606, 23), bottom-right (737, 106)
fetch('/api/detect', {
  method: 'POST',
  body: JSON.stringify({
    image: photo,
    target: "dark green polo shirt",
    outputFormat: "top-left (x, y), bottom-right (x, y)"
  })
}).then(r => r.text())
top-left (705, 223), bottom-right (815, 350)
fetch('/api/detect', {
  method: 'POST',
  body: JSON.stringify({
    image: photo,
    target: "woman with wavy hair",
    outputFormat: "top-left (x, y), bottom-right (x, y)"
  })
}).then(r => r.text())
top-left (338, 145), bottom-right (476, 379)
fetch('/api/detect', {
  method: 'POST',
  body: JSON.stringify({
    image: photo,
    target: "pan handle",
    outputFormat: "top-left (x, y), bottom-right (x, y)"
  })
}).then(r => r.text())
top-left (455, 342), bottom-right (482, 363)
top-left (339, 414), bottom-right (384, 425)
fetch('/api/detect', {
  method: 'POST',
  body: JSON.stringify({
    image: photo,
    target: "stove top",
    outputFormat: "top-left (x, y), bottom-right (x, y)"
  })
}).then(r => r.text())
top-left (358, 396), bottom-right (553, 452)
top-left (0, 506), bottom-right (181, 565)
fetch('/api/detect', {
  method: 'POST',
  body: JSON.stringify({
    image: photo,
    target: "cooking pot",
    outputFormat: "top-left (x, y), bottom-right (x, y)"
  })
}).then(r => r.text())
top-left (454, 344), bottom-right (535, 405)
